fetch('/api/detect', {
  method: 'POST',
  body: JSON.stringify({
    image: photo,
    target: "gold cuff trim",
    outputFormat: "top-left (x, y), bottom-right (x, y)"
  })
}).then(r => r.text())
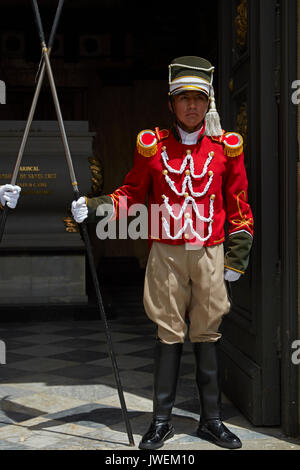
top-left (224, 265), bottom-right (245, 275)
top-left (212, 237), bottom-right (225, 244)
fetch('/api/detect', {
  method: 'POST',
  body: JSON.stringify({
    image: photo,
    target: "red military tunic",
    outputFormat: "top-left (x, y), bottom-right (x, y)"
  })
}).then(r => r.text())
top-left (107, 123), bottom-right (253, 255)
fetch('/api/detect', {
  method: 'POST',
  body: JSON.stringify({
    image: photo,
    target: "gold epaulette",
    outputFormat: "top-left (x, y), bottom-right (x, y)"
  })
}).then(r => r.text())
top-left (222, 132), bottom-right (244, 157)
top-left (136, 129), bottom-right (157, 157)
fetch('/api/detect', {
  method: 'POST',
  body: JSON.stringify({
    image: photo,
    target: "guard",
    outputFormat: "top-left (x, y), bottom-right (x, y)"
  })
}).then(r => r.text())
top-left (71, 56), bottom-right (254, 450)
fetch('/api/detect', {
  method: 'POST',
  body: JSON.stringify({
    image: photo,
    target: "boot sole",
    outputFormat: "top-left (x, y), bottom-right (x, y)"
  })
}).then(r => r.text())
top-left (138, 428), bottom-right (175, 450)
top-left (197, 429), bottom-right (242, 450)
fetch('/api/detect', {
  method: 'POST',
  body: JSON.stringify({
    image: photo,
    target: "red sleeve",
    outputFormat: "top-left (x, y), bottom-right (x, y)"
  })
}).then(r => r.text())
top-left (109, 149), bottom-right (152, 220)
top-left (222, 152), bottom-right (254, 237)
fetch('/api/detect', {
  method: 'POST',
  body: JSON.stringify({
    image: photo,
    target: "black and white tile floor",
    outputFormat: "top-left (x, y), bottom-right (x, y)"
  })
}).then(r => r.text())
top-left (0, 296), bottom-right (299, 450)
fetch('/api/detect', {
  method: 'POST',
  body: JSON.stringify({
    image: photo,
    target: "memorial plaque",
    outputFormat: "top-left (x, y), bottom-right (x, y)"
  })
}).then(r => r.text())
top-left (0, 121), bottom-right (96, 305)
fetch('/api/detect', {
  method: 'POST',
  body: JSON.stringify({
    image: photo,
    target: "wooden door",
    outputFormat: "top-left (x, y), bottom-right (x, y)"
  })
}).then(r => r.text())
top-left (218, 0), bottom-right (281, 426)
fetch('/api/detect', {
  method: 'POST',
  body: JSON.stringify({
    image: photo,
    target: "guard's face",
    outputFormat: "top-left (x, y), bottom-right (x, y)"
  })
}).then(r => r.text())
top-left (169, 91), bottom-right (209, 132)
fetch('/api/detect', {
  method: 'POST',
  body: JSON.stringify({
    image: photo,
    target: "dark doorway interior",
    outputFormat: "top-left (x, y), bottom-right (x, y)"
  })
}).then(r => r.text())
top-left (0, 1), bottom-right (219, 121)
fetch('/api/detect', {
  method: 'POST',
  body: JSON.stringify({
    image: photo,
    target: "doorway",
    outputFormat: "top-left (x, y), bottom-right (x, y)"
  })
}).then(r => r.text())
top-left (1, 0), bottom-right (298, 436)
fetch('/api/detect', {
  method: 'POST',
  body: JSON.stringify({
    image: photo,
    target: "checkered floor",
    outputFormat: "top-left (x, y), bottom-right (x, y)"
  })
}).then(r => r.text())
top-left (0, 302), bottom-right (299, 450)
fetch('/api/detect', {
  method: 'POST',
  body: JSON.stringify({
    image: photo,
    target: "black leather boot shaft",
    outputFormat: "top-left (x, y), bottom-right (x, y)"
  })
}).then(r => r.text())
top-left (193, 341), bottom-right (221, 420)
top-left (139, 340), bottom-right (183, 450)
top-left (193, 341), bottom-right (242, 449)
top-left (153, 340), bottom-right (183, 422)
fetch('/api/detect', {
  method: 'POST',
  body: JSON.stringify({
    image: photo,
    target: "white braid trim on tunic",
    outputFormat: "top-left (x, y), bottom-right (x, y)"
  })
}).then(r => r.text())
top-left (161, 149), bottom-right (214, 178)
top-left (162, 198), bottom-right (214, 242)
top-left (161, 149), bottom-right (215, 242)
top-left (162, 195), bottom-right (212, 223)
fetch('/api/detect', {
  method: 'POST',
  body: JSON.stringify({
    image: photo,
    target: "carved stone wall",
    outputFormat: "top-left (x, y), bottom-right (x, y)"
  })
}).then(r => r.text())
top-left (0, 121), bottom-right (94, 304)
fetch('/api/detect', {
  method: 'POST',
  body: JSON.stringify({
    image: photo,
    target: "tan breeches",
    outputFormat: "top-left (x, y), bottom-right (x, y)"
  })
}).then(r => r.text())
top-left (143, 242), bottom-right (231, 344)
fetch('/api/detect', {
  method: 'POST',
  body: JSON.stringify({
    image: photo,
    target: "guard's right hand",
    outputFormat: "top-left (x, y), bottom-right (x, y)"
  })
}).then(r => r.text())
top-left (71, 196), bottom-right (88, 223)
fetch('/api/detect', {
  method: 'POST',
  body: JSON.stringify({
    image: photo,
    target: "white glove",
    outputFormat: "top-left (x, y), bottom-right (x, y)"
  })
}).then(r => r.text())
top-left (224, 268), bottom-right (241, 282)
top-left (0, 184), bottom-right (21, 209)
top-left (71, 196), bottom-right (88, 223)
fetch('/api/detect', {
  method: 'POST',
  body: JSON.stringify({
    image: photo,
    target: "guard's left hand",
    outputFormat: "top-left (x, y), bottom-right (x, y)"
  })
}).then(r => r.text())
top-left (224, 268), bottom-right (241, 282)
top-left (0, 184), bottom-right (21, 209)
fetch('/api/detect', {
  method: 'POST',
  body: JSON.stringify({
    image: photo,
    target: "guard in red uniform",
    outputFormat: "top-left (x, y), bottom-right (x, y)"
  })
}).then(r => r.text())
top-left (72, 56), bottom-right (254, 450)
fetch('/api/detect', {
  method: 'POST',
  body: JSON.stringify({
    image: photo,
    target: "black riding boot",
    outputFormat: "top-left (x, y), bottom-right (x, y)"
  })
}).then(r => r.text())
top-left (193, 342), bottom-right (242, 449)
top-left (139, 340), bottom-right (183, 450)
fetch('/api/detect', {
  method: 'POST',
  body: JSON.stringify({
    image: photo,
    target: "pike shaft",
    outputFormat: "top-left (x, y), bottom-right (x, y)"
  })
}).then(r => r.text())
top-left (42, 50), bottom-right (135, 445)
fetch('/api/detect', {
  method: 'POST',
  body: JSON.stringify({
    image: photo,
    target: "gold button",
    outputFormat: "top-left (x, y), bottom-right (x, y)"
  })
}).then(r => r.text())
top-left (161, 194), bottom-right (166, 200)
top-left (184, 193), bottom-right (189, 198)
top-left (162, 170), bottom-right (168, 175)
top-left (186, 150), bottom-right (191, 155)
top-left (185, 213), bottom-right (191, 219)
top-left (184, 233), bottom-right (190, 240)
top-left (185, 170), bottom-right (190, 176)
top-left (209, 151), bottom-right (215, 157)
top-left (208, 170), bottom-right (213, 177)
top-left (162, 146), bottom-right (166, 151)
top-left (210, 194), bottom-right (216, 200)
